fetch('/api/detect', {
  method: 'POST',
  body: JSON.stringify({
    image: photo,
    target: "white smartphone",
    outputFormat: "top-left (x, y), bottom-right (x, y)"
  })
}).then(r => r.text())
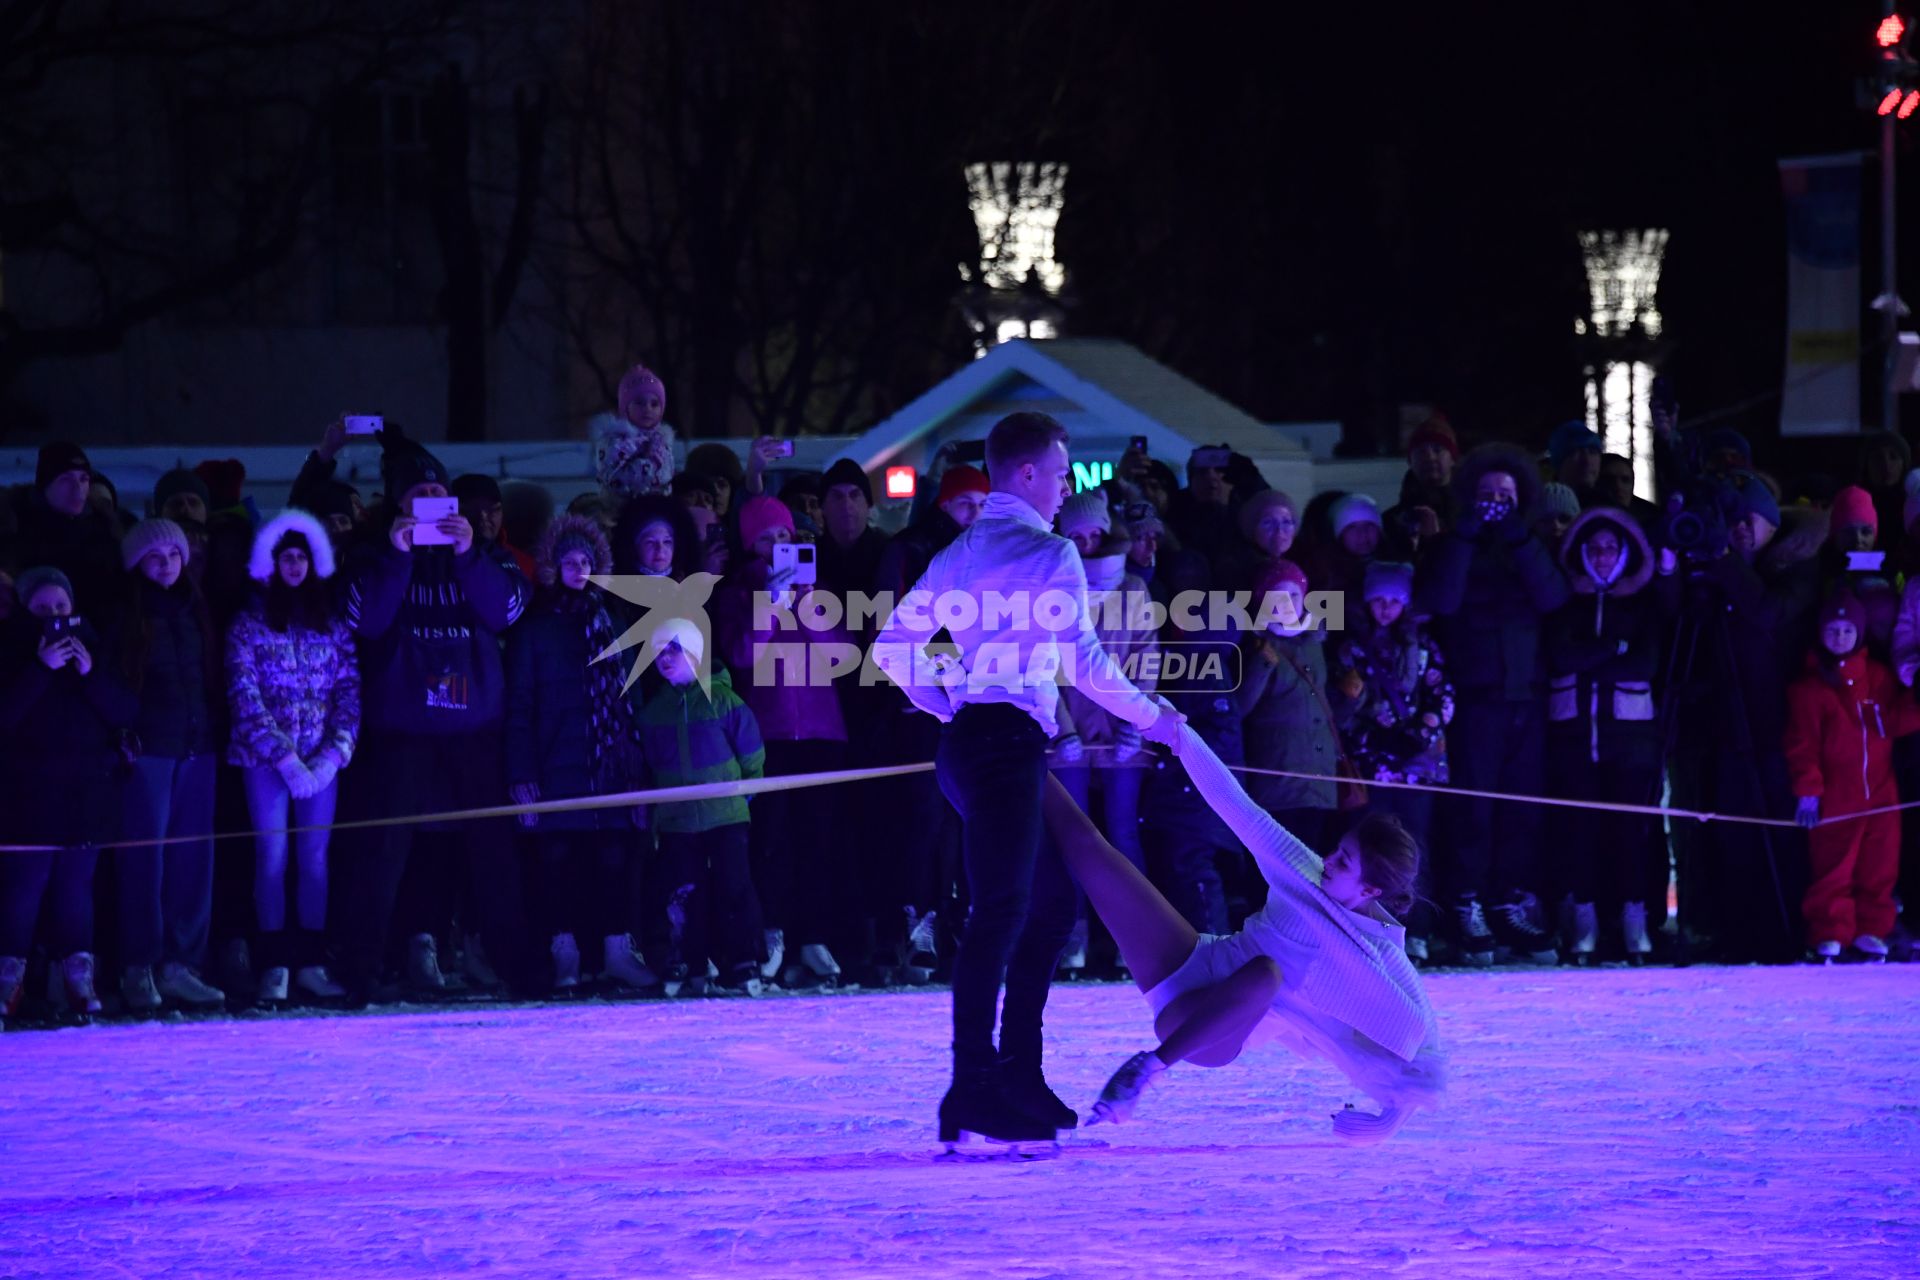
top-left (410, 495), bottom-right (459, 546)
top-left (771, 540), bottom-right (816, 586)
top-left (343, 414), bottom-right (384, 436)
top-left (1846, 550), bottom-right (1887, 573)
top-left (769, 439), bottom-right (795, 457)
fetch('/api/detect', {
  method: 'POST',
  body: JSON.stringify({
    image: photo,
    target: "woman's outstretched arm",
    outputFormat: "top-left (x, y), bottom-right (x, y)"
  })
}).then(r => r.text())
top-left (1171, 725), bottom-right (1323, 888)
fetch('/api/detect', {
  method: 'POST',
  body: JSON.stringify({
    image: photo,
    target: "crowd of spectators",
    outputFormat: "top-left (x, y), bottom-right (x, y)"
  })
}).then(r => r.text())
top-left (4, 363), bottom-right (1917, 1023)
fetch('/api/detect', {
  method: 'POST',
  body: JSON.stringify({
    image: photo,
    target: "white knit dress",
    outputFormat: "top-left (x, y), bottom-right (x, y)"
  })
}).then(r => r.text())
top-left (1143, 725), bottom-right (1448, 1110)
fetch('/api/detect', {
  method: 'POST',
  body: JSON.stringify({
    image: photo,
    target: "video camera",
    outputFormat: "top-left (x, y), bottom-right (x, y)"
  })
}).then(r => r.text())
top-left (1657, 477), bottom-right (1743, 561)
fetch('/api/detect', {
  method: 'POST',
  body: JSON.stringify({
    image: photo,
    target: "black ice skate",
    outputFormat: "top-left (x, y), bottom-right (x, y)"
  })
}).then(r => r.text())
top-left (1487, 891), bottom-right (1559, 964)
top-left (1452, 896), bottom-right (1497, 967)
top-left (938, 1067), bottom-right (1058, 1157)
top-left (999, 1053), bottom-right (1077, 1135)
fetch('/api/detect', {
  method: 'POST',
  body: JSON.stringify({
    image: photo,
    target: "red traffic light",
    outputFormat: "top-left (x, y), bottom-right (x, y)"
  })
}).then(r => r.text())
top-left (1902, 89), bottom-right (1920, 118)
top-left (1881, 87), bottom-right (1907, 115)
top-left (1879, 13), bottom-right (1908, 48)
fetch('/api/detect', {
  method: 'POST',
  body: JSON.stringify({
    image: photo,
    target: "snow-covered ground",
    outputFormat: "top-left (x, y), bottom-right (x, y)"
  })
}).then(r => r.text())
top-left (4, 966), bottom-right (1919, 1279)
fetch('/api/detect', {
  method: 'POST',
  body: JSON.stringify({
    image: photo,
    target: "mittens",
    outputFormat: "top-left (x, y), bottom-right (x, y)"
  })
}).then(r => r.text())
top-left (1054, 732), bottom-right (1085, 765)
top-left (277, 755), bottom-right (319, 800)
top-left (306, 755), bottom-right (340, 794)
top-left (1112, 724), bottom-right (1142, 763)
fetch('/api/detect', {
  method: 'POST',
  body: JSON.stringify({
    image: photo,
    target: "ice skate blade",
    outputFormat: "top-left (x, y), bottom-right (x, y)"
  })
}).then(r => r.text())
top-left (937, 1133), bottom-right (1060, 1161)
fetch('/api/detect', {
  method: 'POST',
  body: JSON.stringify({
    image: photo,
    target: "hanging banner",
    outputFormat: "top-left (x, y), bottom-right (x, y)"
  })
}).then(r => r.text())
top-left (1778, 154), bottom-right (1863, 436)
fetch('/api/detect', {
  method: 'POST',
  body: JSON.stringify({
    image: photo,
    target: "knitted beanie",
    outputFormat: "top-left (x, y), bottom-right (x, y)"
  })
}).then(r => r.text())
top-left (1548, 420), bottom-right (1604, 469)
top-left (936, 465), bottom-right (990, 505)
top-left (1330, 493), bottom-right (1383, 538)
top-left (122, 517), bottom-right (190, 570)
top-left (1731, 471), bottom-right (1781, 529)
top-left (650, 616), bottom-right (705, 669)
top-left (1238, 488), bottom-right (1299, 542)
top-left (823, 458), bottom-right (874, 505)
top-left (1057, 490), bottom-right (1112, 538)
top-left (36, 441), bottom-right (91, 492)
top-left (1407, 416), bottom-right (1459, 460)
top-left (617, 364), bottom-right (667, 422)
top-left (1538, 482), bottom-right (1582, 521)
top-left (1830, 484), bottom-right (1878, 536)
top-left (152, 467), bottom-right (210, 514)
top-left (1255, 558), bottom-right (1310, 599)
top-left (738, 494), bottom-right (796, 550)
top-left (1362, 560), bottom-right (1415, 604)
top-left (14, 565), bottom-right (74, 609)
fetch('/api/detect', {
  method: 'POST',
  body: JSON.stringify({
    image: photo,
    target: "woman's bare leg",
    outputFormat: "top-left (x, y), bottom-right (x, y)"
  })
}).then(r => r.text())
top-left (1043, 775), bottom-right (1198, 992)
top-left (1151, 957), bottom-right (1284, 1068)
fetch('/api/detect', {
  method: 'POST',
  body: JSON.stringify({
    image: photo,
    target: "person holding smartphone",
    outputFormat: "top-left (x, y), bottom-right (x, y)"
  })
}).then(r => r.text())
top-left (333, 429), bottom-right (534, 1003)
top-left (0, 567), bottom-right (135, 1018)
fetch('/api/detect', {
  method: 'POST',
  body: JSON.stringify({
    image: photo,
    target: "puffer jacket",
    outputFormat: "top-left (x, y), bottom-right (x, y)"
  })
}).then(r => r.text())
top-left (712, 557), bottom-right (849, 743)
top-left (1784, 647), bottom-right (1920, 810)
top-left (226, 604), bottom-right (360, 769)
top-left (1331, 616), bottom-right (1453, 785)
top-left (121, 577), bottom-right (218, 759)
top-left (1237, 628), bottom-right (1338, 813)
top-left (1543, 507), bottom-right (1677, 768)
top-left (504, 586), bottom-right (643, 830)
top-left (0, 614), bottom-right (136, 846)
top-left (633, 668), bottom-right (766, 834)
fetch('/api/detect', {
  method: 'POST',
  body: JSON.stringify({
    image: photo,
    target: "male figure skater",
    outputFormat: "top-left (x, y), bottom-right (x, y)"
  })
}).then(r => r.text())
top-left (875, 411), bottom-right (1182, 1147)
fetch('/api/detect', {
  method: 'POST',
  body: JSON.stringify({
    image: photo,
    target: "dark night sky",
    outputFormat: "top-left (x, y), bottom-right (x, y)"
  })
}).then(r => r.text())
top-left (998, 0), bottom-right (1908, 458)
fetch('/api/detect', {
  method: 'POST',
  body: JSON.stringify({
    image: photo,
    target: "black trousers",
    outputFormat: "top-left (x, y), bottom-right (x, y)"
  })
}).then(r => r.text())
top-left (1547, 736), bottom-right (1663, 908)
top-left (936, 704), bottom-right (1075, 1074)
top-left (0, 846), bottom-right (98, 958)
top-left (525, 828), bottom-right (637, 943)
top-left (655, 823), bottom-right (760, 975)
top-left (1440, 697), bottom-right (1546, 899)
top-left (749, 740), bottom-right (854, 953)
top-left (1142, 755), bottom-right (1237, 935)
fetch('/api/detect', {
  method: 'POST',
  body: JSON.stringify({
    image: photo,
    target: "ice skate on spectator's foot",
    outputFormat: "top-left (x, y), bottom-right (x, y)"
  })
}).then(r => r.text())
top-left (60, 953), bottom-right (103, 1016)
top-left (903, 908), bottom-right (939, 985)
top-left (1000, 1053), bottom-right (1077, 1134)
top-left (1565, 901), bottom-right (1599, 965)
top-left (759, 929), bottom-right (785, 982)
top-left (157, 962), bottom-right (225, 1009)
top-left (550, 933), bottom-right (581, 990)
top-left (938, 1066), bottom-right (1059, 1157)
top-left (1056, 918), bottom-right (1089, 979)
top-left (1621, 901), bottom-right (1653, 965)
top-left (0, 955), bottom-right (24, 1018)
top-left (294, 965), bottom-right (346, 1000)
top-left (1404, 934), bottom-right (1429, 968)
top-left (257, 966), bottom-right (290, 1005)
top-left (1332, 1100), bottom-right (1410, 1145)
top-left (1853, 934), bottom-right (1889, 962)
top-left (1488, 891), bottom-right (1559, 964)
top-left (717, 963), bottom-right (763, 997)
top-left (459, 935), bottom-right (500, 990)
top-left (602, 935), bottom-right (662, 992)
top-left (406, 934), bottom-right (446, 991)
top-left (1087, 1050), bottom-right (1168, 1126)
top-left (120, 964), bottom-right (162, 1013)
top-left (785, 944), bottom-right (841, 989)
top-left (1808, 939), bottom-right (1843, 964)
top-left (1452, 896), bottom-right (1496, 967)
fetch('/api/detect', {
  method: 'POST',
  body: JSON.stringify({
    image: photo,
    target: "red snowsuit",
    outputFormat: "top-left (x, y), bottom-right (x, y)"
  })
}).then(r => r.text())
top-left (1783, 649), bottom-right (1920, 946)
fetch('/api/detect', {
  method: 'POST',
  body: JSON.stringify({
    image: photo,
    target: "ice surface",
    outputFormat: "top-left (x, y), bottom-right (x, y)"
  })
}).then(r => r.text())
top-left (4, 966), bottom-right (1920, 1279)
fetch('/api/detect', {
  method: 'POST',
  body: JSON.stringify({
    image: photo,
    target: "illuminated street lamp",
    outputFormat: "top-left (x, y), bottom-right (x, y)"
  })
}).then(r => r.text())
top-left (1575, 229), bottom-right (1670, 500)
top-left (959, 161), bottom-right (1070, 353)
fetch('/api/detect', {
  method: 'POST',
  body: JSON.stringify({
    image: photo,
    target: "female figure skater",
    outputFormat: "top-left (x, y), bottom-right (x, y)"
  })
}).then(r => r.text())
top-left (1049, 723), bottom-right (1446, 1143)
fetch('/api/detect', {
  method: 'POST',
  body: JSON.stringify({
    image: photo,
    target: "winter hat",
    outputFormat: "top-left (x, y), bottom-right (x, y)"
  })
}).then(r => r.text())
top-left (1407, 416), bottom-right (1459, 460)
top-left (121, 517), bottom-right (190, 570)
top-left (14, 565), bottom-right (73, 609)
top-left (1538, 482), bottom-right (1582, 521)
top-left (450, 474), bottom-right (502, 508)
top-left (1329, 493), bottom-right (1383, 538)
top-left (936, 465), bottom-right (990, 505)
top-left (738, 494), bottom-right (795, 550)
top-left (248, 509), bottom-right (337, 582)
top-left (1237, 488), bottom-right (1299, 542)
top-left (1830, 484), bottom-right (1878, 537)
top-left (1362, 560), bottom-right (1415, 604)
top-left (1548, 420), bottom-right (1604, 469)
top-left (686, 443), bottom-right (746, 488)
top-left (1254, 558), bottom-right (1310, 600)
top-left (379, 427), bottom-right (449, 501)
top-left (533, 512), bottom-right (614, 586)
top-left (616, 364), bottom-right (667, 422)
top-left (1704, 428), bottom-right (1753, 468)
top-left (650, 616), bottom-right (705, 669)
top-left (1057, 490), bottom-right (1112, 538)
top-left (35, 441), bottom-right (91, 492)
top-left (1729, 470), bottom-right (1780, 530)
top-left (152, 467), bottom-right (210, 514)
top-left (823, 458), bottom-right (873, 505)
top-left (193, 458), bottom-right (246, 508)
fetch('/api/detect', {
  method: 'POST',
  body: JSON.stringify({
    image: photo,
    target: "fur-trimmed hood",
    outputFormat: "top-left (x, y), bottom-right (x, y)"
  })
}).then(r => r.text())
top-left (1560, 506), bottom-right (1654, 598)
top-left (533, 513), bottom-right (614, 586)
top-left (1760, 504), bottom-right (1829, 573)
top-left (248, 509), bottom-right (336, 581)
top-left (1453, 443), bottom-right (1544, 519)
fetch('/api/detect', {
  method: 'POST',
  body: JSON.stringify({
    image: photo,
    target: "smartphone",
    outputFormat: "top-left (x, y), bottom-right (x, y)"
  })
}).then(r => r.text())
top-left (343, 414), bottom-right (384, 436)
top-left (1191, 446), bottom-right (1232, 469)
top-left (771, 540), bottom-right (816, 587)
top-left (769, 439), bottom-right (795, 458)
top-left (409, 495), bottom-right (459, 546)
top-left (1129, 435), bottom-right (1149, 453)
top-left (42, 614), bottom-right (82, 639)
top-left (1846, 550), bottom-right (1887, 573)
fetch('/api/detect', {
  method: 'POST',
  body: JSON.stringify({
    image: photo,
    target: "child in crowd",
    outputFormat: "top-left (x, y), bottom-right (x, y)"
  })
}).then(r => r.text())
top-left (1330, 561), bottom-right (1453, 963)
top-left (1237, 559), bottom-right (1340, 851)
top-left (633, 618), bottom-right (768, 994)
top-left (0, 568), bottom-right (134, 1017)
top-left (1785, 591), bottom-right (1920, 963)
top-left (226, 510), bottom-right (359, 1003)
